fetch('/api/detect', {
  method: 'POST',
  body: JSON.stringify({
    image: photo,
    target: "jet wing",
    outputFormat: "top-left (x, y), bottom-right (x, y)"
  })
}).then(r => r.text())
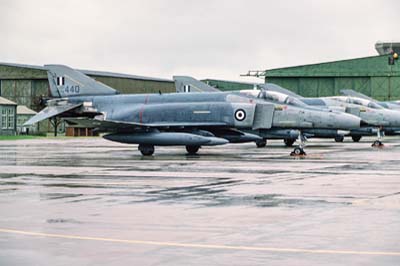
top-left (64, 117), bottom-right (228, 132)
top-left (340, 89), bottom-right (375, 101)
top-left (24, 103), bottom-right (82, 126)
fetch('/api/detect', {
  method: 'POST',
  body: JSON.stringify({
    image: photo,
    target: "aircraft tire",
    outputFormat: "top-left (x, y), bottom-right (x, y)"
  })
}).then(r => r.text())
top-left (255, 139), bottom-right (267, 148)
top-left (284, 138), bottom-right (295, 147)
top-left (351, 136), bottom-right (362, 142)
top-left (138, 144), bottom-right (155, 156)
top-left (334, 135), bottom-right (344, 142)
top-left (372, 140), bottom-right (383, 147)
top-left (186, 145), bottom-right (200, 155)
top-left (291, 147), bottom-right (306, 156)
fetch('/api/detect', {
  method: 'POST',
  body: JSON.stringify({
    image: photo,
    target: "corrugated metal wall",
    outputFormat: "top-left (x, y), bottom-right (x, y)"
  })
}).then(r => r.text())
top-left (267, 76), bottom-right (400, 101)
top-left (94, 76), bottom-right (175, 94)
top-left (264, 55), bottom-right (400, 101)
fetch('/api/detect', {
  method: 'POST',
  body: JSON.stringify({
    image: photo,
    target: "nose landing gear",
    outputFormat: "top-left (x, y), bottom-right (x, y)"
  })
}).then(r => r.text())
top-left (371, 127), bottom-right (384, 148)
top-left (290, 132), bottom-right (307, 156)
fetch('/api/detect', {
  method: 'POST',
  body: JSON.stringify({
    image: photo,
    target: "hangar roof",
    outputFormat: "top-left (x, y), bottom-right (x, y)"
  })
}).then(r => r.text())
top-left (263, 55), bottom-right (400, 78)
top-left (0, 62), bottom-right (173, 82)
top-left (0, 97), bottom-right (17, 106)
top-left (17, 105), bottom-right (37, 115)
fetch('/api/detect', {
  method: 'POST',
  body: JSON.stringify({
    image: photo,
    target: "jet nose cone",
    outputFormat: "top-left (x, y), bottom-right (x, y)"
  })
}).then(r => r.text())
top-left (360, 120), bottom-right (370, 127)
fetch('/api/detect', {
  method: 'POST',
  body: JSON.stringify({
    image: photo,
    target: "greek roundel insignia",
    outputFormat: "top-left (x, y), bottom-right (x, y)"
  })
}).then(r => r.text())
top-left (56, 76), bottom-right (65, 86)
top-left (234, 109), bottom-right (246, 121)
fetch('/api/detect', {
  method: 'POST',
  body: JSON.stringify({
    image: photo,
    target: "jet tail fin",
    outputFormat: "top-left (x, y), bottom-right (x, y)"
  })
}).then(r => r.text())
top-left (173, 76), bottom-right (221, 93)
top-left (259, 83), bottom-right (303, 99)
top-left (45, 64), bottom-right (118, 98)
top-left (340, 89), bottom-right (375, 102)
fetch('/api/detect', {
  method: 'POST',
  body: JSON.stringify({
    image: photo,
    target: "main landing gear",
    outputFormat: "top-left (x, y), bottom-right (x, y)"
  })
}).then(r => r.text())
top-left (138, 144), bottom-right (155, 156)
top-left (284, 138), bottom-right (296, 147)
top-left (290, 132), bottom-right (307, 156)
top-left (334, 135), bottom-right (344, 142)
top-left (138, 144), bottom-right (202, 156)
top-left (256, 138), bottom-right (267, 148)
top-left (351, 135), bottom-right (362, 142)
top-left (186, 145), bottom-right (200, 155)
top-left (371, 127), bottom-right (384, 148)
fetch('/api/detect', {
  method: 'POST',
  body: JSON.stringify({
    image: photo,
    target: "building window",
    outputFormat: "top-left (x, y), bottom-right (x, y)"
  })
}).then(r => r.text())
top-left (1, 109), bottom-right (6, 129)
top-left (1, 107), bottom-right (15, 129)
top-left (7, 108), bottom-right (15, 129)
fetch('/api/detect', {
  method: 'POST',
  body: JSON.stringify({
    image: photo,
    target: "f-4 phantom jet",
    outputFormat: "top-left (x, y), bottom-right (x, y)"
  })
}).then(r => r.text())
top-left (261, 84), bottom-right (400, 146)
top-left (24, 65), bottom-right (279, 156)
top-left (174, 76), bottom-right (365, 155)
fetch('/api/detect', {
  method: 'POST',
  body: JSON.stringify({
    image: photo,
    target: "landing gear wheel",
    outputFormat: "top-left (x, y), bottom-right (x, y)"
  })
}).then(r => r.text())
top-left (138, 144), bottom-right (155, 156)
top-left (290, 147), bottom-right (306, 156)
top-left (372, 140), bottom-right (384, 147)
top-left (334, 135), bottom-right (344, 142)
top-left (284, 138), bottom-right (295, 147)
top-left (351, 136), bottom-right (362, 142)
top-left (256, 139), bottom-right (267, 148)
top-left (186, 145), bottom-right (200, 155)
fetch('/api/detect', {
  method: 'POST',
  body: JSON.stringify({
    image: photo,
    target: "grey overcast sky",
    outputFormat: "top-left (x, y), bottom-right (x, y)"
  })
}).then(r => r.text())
top-left (0, 0), bottom-right (398, 82)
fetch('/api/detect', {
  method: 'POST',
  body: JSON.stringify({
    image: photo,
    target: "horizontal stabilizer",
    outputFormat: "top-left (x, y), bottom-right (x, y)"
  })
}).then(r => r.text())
top-left (23, 103), bottom-right (82, 126)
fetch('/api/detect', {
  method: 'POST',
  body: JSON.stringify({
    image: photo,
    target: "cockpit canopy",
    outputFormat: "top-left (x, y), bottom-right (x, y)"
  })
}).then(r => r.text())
top-left (330, 96), bottom-right (383, 109)
top-left (260, 90), bottom-right (308, 107)
top-left (239, 89), bottom-right (307, 107)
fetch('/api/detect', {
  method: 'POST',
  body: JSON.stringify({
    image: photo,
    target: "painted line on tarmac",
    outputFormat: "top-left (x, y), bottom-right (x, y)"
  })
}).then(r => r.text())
top-left (1, 228), bottom-right (399, 256)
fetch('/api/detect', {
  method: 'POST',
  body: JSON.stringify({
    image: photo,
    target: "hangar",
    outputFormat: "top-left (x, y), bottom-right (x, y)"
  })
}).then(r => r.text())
top-left (209, 42), bottom-right (400, 101)
top-left (0, 63), bottom-right (175, 134)
top-left (260, 54), bottom-right (400, 101)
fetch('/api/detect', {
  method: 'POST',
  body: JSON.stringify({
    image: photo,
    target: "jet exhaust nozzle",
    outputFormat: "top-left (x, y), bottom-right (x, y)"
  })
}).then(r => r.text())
top-left (360, 120), bottom-right (371, 127)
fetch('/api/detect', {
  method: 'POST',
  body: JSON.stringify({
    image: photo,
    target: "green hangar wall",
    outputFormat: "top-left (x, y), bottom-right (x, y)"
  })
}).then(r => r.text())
top-left (263, 55), bottom-right (400, 101)
top-left (201, 79), bottom-right (255, 91)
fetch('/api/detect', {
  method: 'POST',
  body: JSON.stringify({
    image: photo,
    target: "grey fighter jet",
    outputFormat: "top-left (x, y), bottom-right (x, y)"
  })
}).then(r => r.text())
top-left (262, 84), bottom-right (400, 146)
top-left (321, 95), bottom-right (400, 146)
top-left (174, 76), bottom-right (364, 155)
top-left (25, 65), bottom-right (272, 156)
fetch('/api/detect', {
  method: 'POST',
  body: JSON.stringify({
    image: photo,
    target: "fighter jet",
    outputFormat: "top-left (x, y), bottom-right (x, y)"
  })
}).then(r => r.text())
top-left (25, 65), bottom-right (277, 156)
top-left (324, 95), bottom-right (400, 145)
top-left (262, 84), bottom-right (400, 146)
top-left (174, 76), bottom-right (364, 155)
top-left (254, 85), bottom-right (359, 144)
